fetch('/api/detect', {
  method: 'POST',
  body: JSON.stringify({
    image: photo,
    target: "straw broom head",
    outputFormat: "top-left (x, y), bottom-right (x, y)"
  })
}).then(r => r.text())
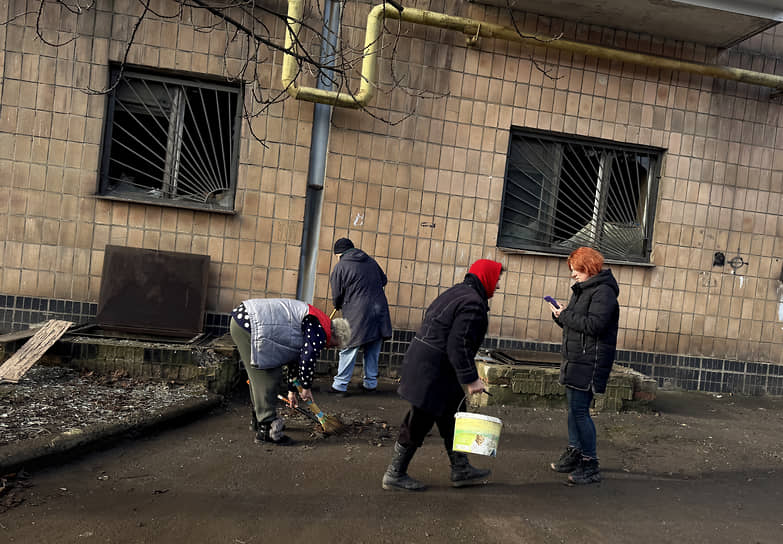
top-left (292, 379), bottom-right (345, 434)
top-left (318, 412), bottom-right (345, 434)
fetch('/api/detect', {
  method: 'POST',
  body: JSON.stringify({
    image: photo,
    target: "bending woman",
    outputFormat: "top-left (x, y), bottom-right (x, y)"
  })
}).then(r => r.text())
top-left (230, 298), bottom-right (351, 445)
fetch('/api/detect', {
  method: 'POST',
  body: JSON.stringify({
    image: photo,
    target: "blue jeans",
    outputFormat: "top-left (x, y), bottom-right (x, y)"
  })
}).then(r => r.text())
top-left (331, 338), bottom-right (382, 391)
top-left (566, 387), bottom-right (596, 459)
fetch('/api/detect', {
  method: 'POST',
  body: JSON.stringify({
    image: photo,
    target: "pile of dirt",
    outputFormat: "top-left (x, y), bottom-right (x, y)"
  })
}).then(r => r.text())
top-left (270, 401), bottom-right (396, 446)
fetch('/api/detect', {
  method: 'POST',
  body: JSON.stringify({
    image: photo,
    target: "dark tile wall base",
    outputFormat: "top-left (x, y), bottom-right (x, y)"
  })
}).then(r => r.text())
top-left (2, 294), bottom-right (781, 396)
top-left (0, 294), bottom-right (98, 331)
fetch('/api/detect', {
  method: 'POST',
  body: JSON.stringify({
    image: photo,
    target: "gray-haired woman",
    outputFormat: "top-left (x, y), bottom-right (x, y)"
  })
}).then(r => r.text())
top-left (230, 298), bottom-right (351, 445)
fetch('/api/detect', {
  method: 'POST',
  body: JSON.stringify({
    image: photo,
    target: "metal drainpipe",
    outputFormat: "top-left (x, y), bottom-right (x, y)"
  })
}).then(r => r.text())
top-left (295, 0), bottom-right (342, 303)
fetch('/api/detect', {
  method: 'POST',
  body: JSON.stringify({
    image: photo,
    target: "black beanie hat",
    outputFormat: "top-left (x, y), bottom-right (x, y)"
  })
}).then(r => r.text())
top-left (333, 237), bottom-right (354, 255)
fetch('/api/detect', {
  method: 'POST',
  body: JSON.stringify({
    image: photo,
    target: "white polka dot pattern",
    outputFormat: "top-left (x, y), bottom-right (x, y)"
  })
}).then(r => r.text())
top-left (292, 315), bottom-right (325, 390)
top-left (232, 303), bottom-right (252, 330)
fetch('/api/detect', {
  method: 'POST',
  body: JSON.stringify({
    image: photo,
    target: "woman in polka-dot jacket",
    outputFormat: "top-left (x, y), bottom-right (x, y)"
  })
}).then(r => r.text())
top-left (230, 298), bottom-right (351, 445)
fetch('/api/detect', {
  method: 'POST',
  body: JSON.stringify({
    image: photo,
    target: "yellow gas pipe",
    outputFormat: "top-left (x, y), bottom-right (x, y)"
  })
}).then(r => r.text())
top-left (282, 0), bottom-right (783, 108)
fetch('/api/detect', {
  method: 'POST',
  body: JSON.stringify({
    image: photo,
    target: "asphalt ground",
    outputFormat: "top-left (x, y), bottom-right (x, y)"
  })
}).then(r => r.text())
top-left (1, 378), bottom-right (782, 544)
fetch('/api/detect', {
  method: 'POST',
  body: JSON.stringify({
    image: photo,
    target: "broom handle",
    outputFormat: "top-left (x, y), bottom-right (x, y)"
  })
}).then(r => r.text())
top-left (291, 378), bottom-right (327, 425)
top-left (278, 394), bottom-right (321, 424)
top-left (329, 308), bottom-right (337, 319)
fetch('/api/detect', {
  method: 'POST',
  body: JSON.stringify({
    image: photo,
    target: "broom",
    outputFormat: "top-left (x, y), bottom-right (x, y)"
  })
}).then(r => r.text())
top-left (291, 378), bottom-right (345, 434)
top-left (277, 394), bottom-right (323, 426)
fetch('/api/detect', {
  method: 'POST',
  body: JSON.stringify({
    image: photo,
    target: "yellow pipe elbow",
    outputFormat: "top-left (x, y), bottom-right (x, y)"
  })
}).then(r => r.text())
top-left (283, 1), bottom-right (396, 108)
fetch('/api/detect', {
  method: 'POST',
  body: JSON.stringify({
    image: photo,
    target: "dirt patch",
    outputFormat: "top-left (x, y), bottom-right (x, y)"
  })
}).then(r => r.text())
top-left (3, 370), bottom-right (783, 543)
top-left (0, 365), bottom-right (209, 447)
top-left (0, 364), bottom-right (395, 454)
top-left (2, 379), bottom-right (783, 543)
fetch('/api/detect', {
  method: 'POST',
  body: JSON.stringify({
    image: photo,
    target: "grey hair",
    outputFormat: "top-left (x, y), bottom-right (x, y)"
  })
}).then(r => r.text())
top-left (330, 318), bottom-right (352, 348)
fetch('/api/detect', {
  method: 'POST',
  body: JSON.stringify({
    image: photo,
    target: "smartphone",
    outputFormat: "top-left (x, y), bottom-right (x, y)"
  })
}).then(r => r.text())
top-left (544, 295), bottom-right (560, 309)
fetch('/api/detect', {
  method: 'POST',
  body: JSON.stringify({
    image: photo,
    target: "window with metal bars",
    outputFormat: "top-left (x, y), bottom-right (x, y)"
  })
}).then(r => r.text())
top-left (498, 127), bottom-right (663, 263)
top-left (98, 66), bottom-right (243, 212)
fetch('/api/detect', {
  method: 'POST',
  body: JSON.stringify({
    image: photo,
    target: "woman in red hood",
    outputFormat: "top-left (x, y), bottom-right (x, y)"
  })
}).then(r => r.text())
top-left (382, 259), bottom-right (504, 491)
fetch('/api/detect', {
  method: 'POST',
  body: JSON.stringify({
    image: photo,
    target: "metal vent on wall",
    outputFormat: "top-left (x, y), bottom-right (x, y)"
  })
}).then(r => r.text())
top-left (498, 129), bottom-right (663, 263)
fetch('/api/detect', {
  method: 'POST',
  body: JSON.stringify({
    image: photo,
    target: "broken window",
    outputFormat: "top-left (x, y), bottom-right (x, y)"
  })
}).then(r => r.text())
top-left (498, 127), bottom-right (663, 263)
top-left (98, 66), bottom-right (243, 212)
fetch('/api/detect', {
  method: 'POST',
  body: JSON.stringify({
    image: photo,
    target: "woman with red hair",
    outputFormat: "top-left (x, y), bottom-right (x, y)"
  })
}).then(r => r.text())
top-left (547, 247), bottom-right (619, 485)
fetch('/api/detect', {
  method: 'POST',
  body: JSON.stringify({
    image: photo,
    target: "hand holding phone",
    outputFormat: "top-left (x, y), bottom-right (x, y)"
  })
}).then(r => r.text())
top-left (544, 295), bottom-right (560, 309)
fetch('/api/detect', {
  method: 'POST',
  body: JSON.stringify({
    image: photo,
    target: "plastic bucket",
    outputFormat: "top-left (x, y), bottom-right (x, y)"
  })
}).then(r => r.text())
top-left (452, 412), bottom-right (502, 457)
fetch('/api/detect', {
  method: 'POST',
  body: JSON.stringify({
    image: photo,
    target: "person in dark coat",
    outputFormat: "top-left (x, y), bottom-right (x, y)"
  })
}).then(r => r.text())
top-left (329, 237), bottom-right (393, 395)
top-left (547, 247), bottom-right (619, 485)
top-left (382, 259), bottom-right (504, 491)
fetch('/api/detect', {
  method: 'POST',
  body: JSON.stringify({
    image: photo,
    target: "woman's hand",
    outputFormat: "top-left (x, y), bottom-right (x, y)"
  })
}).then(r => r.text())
top-left (550, 302), bottom-right (565, 318)
top-left (298, 388), bottom-right (314, 404)
top-left (466, 378), bottom-right (486, 395)
top-left (288, 390), bottom-right (299, 408)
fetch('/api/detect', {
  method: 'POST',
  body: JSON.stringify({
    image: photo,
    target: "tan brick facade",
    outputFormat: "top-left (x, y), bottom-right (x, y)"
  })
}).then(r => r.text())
top-left (1, 0), bottom-right (782, 382)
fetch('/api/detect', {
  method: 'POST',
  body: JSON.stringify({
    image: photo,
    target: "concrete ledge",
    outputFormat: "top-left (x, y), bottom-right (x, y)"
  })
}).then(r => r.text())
top-left (1, 332), bottom-right (243, 396)
top-left (0, 393), bottom-right (223, 475)
top-left (474, 359), bottom-right (658, 412)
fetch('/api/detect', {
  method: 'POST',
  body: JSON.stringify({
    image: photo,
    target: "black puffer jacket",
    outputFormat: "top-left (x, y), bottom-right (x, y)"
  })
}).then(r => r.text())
top-left (330, 248), bottom-right (392, 349)
top-left (398, 275), bottom-right (490, 416)
top-left (553, 269), bottom-right (620, 394)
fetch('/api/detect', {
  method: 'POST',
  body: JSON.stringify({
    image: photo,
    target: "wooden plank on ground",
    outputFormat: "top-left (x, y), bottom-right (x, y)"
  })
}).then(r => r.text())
top-left (0, 320), bottom-right (73, 384)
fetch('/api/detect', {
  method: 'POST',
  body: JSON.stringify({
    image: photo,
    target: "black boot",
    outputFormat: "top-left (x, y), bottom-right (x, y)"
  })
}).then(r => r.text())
top-left (568, 457), bottom-right (601, 485)
top-left (550, 446), bottom-right (581, 473)
top-left (382, 442), bottom-right (426, 491)
top-left (250, 411), bottom-right (258, 431)
top-left (255, 420), bottom-right (295, 446)
top-left (447, 451), bottom-right (491, 488)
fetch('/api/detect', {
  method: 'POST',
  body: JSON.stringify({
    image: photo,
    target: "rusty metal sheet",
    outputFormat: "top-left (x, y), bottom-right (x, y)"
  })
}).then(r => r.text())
top-left (96, 245), bottom-right (210, 337)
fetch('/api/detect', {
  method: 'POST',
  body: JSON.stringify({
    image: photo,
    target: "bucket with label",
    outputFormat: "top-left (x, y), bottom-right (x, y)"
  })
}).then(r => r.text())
top-left (452, 412), bottom-right (502, 457)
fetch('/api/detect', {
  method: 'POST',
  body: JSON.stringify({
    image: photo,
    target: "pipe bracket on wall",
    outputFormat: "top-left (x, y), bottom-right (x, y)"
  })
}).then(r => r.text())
top-left (728, 255), bottom-right (748, 273)
top-left (466, 24), bottom-right (481, 46)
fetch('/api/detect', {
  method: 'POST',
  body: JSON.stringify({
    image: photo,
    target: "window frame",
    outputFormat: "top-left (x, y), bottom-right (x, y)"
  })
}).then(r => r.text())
top-left (97, 65), bottom-right (244, 214)
top-left (497, 126), bottom-right (664, 265)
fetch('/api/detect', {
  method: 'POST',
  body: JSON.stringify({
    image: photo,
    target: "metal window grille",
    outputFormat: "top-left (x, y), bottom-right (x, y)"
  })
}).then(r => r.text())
top-left (99, 67), bottom-right (243, 212)
top-left (498, 127), bottom-right (663, 263)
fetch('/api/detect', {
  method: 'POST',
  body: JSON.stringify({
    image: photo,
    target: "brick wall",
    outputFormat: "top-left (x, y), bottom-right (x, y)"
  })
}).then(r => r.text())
top-left (1, 0), bottom-right (782, 391)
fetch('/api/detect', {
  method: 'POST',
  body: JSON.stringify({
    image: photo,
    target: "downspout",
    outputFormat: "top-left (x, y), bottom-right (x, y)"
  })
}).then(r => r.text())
top-left (295, 0), bottom-right (342, 303)
top-left (282, 2), bottom-right (783, 109)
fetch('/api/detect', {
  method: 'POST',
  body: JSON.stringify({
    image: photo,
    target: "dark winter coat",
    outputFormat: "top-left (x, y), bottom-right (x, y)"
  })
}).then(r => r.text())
top-left (398, 274), bottom-right (491, 416)
top-left (330, 248), bottom-right (392, 349)
top-left (553, 269), bottom-right (620, 394)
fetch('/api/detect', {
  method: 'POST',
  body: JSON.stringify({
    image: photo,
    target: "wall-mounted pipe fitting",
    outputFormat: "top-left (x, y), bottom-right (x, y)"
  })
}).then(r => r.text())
top-left (282, 0), bottom-right (394, 108)
top-left (282, 1), bottom-right (783, 109)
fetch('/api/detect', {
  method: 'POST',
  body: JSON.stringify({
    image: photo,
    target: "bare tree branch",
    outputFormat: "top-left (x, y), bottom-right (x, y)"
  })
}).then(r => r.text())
top-left (7, 0), bottom-right (557, 145)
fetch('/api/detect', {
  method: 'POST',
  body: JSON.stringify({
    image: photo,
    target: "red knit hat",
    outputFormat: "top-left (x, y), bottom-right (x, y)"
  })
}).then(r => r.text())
top-left (468, 259), bottom-right (503, 298)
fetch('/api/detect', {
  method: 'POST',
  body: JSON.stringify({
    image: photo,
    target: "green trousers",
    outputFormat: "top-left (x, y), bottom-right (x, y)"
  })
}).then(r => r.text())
top-left (230, 318), bottom-right (282, 425)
